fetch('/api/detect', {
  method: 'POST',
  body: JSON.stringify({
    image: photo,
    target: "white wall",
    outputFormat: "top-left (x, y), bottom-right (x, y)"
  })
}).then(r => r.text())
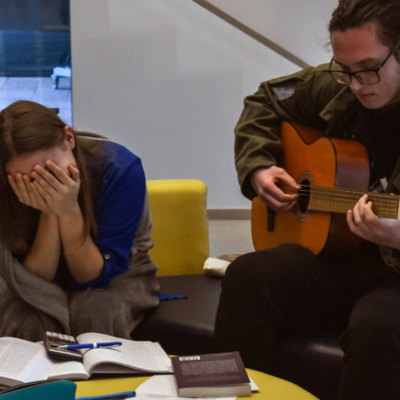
top-left (70, 0), bottom-right (336, 210)
top-left (205, 0), bottom-right (338, 66)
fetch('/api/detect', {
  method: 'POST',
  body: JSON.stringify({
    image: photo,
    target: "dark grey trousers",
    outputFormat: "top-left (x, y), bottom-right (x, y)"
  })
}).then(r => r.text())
top-left (214, 240), bottom-right (400, 400)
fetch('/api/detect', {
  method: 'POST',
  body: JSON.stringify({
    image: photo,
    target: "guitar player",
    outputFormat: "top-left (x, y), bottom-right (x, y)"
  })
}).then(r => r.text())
top-left (214, 1), bottom-right (400, 399)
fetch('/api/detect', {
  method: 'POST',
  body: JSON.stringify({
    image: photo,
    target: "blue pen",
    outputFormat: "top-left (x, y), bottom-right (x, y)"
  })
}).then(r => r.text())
top-left (58, 341), bottom-right (122, 350)
top-left (76, 391), bottom-right (135, 400)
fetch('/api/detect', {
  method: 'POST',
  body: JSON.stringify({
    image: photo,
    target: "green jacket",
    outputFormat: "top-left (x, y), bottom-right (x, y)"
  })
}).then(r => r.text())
top-left (234, 63), bottom-right (400, 271)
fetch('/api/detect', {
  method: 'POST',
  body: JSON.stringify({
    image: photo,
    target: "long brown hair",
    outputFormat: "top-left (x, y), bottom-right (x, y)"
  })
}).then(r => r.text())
top-left (329, 0), bottom-right (400, 58)
top-left (0, 100), bottom-right (101, 255)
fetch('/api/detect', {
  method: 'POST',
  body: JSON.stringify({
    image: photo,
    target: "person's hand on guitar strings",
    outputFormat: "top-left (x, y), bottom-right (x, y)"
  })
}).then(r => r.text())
top-left (347, 194), bottom-right (400, 249)
top-left (250, 166), bottom-right (300, 212)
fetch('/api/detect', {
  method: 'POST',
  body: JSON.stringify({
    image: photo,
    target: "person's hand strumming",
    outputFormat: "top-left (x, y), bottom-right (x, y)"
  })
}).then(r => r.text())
top-left (250, 166), bottom-right (300, 212)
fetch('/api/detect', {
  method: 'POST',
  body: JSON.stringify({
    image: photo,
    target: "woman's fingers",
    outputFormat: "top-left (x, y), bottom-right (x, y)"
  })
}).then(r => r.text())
top-left (29, 181), bottom-right (50, 210)
top-left (44, 161), bottom-right (72, 185)
top-left (32, 170), bottom-right (57, 195)
top-left (32, 179), bottom-right (53, 203)
top-left (8, 172), bottom-right (50, 211)
top-left (68, 165), bottom-right (80, 182)
top-left (32, 162), bottom-right (78, 192)
top-left (14, 173), bottom-right (32, 205)
top-left (7, 175), bottom-right (22, 200)
top-left (8, 160), bottom-right (80, 215)
top-left (29, 162), bottom-right (80, 217)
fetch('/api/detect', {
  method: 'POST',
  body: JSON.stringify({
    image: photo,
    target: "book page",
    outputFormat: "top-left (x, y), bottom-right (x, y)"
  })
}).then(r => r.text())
top-left (0, 338), bottom-right (53, 386)
top-left (76, 333), bottom-right (172, 374)
top-left (135, 375), bottom-right (236, 400)
top-left (134, 394), bottom-right (234, 400)
top-left (47, 360), bottom-right (89, 380)
top-left (87, 363), bottom-right (142, 375)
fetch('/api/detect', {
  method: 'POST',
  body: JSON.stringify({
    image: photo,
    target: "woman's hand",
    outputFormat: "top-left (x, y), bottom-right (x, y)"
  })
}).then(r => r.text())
top-left (347, 194), bottom-right (400, 249)
top-left (8, 173), bottom-right (51, 213)
top-left (30, 161), bottom-right (81, 218)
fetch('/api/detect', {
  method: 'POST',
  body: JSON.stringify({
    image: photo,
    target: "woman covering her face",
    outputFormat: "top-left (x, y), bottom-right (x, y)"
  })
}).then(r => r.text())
top-left (0, 100), bottom-right (159, 341)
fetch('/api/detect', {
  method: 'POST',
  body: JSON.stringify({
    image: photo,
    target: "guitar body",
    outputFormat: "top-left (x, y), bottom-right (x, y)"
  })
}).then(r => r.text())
top-left (251, 122), bottom-right (370, 256)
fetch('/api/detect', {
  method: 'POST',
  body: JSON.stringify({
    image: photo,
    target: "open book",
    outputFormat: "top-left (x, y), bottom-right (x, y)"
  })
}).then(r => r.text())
top-left (0, 332), bottom-right (173, 387)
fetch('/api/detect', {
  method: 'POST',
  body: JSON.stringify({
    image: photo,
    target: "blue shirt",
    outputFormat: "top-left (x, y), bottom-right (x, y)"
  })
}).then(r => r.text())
top-left (71, 141), bottom-right (146, 289)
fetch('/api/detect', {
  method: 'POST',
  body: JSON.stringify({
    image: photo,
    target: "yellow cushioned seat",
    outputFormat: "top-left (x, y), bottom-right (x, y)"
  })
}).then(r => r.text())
top-left (146, 179), bottom-right (209, 276)
top-left (75, 369), bottom-right (318, 399)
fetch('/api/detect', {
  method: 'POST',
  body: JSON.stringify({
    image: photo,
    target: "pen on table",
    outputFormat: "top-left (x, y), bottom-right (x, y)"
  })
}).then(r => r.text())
top-left (58, 342), bottom-right (122, 350)
top-left (76, 391), bottom-right (136, 400)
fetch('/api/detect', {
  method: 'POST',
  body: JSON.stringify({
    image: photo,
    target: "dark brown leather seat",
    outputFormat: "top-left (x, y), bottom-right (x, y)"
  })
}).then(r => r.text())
top-left (132, 275), bottom-right (221, 355)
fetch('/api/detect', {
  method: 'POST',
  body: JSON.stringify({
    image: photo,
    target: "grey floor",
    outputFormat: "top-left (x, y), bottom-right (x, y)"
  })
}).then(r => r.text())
top-left (0, 77), bottom-right (72, 126)
top-left (208, 219), bottom-right (254, 257)
top-left (0, 77), bottom-right (253, 258)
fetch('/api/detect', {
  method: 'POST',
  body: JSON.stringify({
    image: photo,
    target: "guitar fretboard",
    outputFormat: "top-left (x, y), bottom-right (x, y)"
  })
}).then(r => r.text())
top-left (304, 185), bottom-right (400, 219)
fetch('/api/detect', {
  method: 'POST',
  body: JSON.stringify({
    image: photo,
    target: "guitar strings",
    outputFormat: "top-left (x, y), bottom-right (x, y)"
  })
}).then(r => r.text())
top-left (280, 183), bottom-right (399, 202)
top-left (288, 192), bottom-right (398, 215)
top-left (296, 190), bottom-right (398, 205)
top-left (291, 186), bottom-right (398, 206)
top-left (279, 183), bottom-right (399, 217)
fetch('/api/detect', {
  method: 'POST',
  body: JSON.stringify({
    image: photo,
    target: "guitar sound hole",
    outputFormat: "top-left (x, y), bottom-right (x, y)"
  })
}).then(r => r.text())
top-left (298, 179), bottom-right (311, 213)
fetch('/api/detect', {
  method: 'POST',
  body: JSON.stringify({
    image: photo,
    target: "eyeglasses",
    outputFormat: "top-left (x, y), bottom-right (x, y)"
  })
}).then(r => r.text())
top-left (325, 42), bottom-right (400, 85)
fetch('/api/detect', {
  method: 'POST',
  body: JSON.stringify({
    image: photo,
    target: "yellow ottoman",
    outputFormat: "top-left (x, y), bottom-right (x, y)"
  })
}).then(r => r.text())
top-left (147, 179), bottom-right (209, 276)
top-left (75, 369), bottom-right (318, 399)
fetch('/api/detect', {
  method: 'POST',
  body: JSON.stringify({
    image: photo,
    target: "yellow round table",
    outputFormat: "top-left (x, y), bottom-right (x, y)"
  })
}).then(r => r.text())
top-left (75, 369), bottom-right (318, 399)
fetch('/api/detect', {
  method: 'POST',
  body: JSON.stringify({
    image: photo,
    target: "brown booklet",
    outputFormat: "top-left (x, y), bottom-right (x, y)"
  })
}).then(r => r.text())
top-left (171, 352), bottom-right (251, 398)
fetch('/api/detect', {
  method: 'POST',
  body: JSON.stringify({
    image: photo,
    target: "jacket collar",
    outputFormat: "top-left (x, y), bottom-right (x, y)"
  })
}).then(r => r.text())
top-left (319, 86), bottom-right (359, 135)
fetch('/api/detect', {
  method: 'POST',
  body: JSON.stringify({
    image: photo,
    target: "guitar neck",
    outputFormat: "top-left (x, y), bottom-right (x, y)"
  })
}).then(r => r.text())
top-left (304, 185), bottom-right (400, 219)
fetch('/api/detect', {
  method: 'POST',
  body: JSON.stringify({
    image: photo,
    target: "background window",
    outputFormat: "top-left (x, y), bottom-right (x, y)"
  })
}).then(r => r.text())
top-left (0, 0), bottom-right (71, 125)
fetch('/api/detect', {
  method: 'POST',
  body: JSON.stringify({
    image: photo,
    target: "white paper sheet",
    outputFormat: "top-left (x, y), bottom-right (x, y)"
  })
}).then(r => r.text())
top-left (133, 374), bottom-right (237, 399)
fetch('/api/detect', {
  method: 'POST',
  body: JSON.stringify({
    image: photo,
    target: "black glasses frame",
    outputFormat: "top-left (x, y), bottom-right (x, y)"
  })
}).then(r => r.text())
top-left (324, 42), bottom-right (400, 85)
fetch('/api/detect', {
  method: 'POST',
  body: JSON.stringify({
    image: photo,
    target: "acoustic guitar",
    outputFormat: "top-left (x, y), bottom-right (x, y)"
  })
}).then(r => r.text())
top-left (251, 121), bottom-right (400, 256)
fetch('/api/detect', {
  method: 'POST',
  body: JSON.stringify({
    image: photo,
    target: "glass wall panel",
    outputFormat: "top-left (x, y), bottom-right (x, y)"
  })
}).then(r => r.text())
top-left (0, 0), bottom-right (71, 125)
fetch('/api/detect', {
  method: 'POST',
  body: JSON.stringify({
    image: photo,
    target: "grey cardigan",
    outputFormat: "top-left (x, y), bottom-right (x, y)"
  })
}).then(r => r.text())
top-left (0, 194), bottom-right (160, 341)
